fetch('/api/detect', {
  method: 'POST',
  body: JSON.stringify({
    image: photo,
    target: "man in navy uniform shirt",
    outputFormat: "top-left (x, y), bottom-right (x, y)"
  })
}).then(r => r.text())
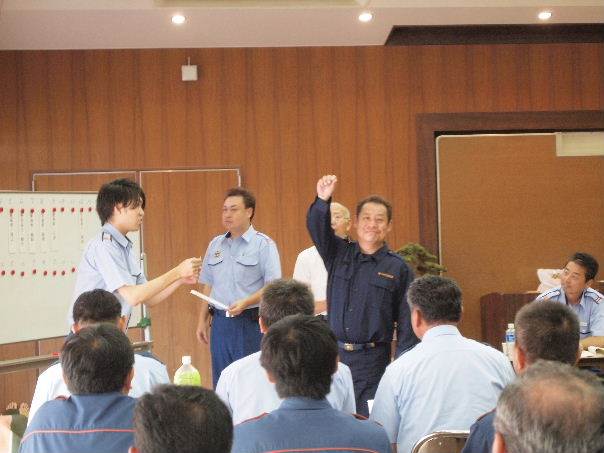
top-left (232, 315), bottom-right (390, 453)
top-left (307, 174), bottom-right (418, 416)
top-left (536, 252), bottom-right (604, 350)
top-left (22, 324), bottom-right (136, 453)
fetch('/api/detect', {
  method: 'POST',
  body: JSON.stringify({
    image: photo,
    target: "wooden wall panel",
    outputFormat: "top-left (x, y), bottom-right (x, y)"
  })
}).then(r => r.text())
top-left (1, 43), bottom-right (603, 405)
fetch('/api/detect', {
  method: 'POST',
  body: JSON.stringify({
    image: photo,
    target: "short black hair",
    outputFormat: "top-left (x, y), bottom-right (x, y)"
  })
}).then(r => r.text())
top-left (260, 279), bottom-right (315, 328)
top-left (407, 275), bottom-right (462, 323)
top-left (568, 252), bottom-right (599, 281)
top-left (96, 178), bottom-right (146, 225)
top-left (134, 385), bottom-right (233, 453)
top-left (72, 289), bottom-right (122, 325)
top-left (516, 301), bottom-right (580, 365)
top-left (260, 315), bottom-right (337, 400)
top-left (61, 324), bottom-right (134, 394)
top-left (225, 187), bottom-right (256, 221)
top-left (356, 195), bottom-right (392, 222)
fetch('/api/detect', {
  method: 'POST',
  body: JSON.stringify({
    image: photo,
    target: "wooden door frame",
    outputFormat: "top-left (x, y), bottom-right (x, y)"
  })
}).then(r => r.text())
top-left (417, 110), bottom-right (604, 255)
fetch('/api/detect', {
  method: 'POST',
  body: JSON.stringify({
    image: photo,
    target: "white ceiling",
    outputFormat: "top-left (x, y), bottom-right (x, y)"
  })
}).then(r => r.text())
top-left (0, 0), bottom-right (602, 50)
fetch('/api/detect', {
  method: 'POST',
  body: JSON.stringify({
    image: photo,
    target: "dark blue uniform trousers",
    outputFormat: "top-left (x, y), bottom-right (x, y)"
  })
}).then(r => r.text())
top-left (339, 344), bottom-right (390, 417)
top-left (211, 308), bottom-right (262, 388)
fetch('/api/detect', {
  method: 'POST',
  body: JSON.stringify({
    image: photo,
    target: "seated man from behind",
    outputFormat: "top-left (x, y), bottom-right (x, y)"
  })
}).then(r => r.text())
top-left (29, 289), bottom-right (169, 424)
top-left (370, 275), bottom-right (515, 453)
top-left (493, 361), bottom-right (604, 453)
top-left (21, 324), bottom-right (136, 453)
top-left (462, 300), bottom-right (581, 453)
top-left (216, 279), bottom-right (355, 424)
top-left (232, 315), bottom-right (390, 453)
top-left (129, 384), bottom-right (233, 453)
top-left (536, 252), bottom-right (604, 349)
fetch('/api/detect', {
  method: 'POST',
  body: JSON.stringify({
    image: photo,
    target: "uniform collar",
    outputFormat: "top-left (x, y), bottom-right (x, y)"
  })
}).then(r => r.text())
top-left (102, 223), bottom-right (131, 249)
top-left (224, 224), bottom-right (256, 243)
top-left (422, 324), bottom-right (460, 342)
top-left (354, 242), bottom-right (389, 261)
top-left (279, 397), bottom-right (331, 411)
top-left (559, 287), bottom-right (589, 308)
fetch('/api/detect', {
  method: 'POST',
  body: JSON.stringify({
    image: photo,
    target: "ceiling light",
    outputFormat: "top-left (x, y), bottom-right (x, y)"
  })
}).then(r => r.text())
top-left (538, 11), bottom-right (552, 20)
top-left (358, 11), bottom-right (373, 23)
top-left (171, 14), bottom-right (186, 25)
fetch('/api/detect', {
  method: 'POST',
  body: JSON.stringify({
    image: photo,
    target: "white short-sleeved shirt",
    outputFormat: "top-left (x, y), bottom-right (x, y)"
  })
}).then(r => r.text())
top-left (293, 246), bottom-right (328, 302)
top-left (216, 351), bottom-right (356, 424)
top-left (70, 223), bottom-right (146, 325)
top-left (370, 325), bottom-right (515, 453)
top-left (28, 354), bottom-right (170, 425)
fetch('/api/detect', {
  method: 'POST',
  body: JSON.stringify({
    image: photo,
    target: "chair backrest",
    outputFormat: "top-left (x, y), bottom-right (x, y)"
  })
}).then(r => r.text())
top-left (411, 430), bottom-right (470, 453)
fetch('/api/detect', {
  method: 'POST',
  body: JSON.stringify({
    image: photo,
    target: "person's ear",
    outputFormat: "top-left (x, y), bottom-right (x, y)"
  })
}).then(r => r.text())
top-left (118, 316), bottom-right (127, 332)
top-left (493, 432), bottom-right (507, 453)
top-left (265, 370), bottom-right (276, 384)
top-left (71, 323), bottom-right (80, 333)
top-left (123, 367), bottom-right (135, 394)
top-left (514, 343), bottom-right (527, 374)
top-left (259, 317), bottom-right (268, 334)
top-left (128, 447), bottom-right (139, 453)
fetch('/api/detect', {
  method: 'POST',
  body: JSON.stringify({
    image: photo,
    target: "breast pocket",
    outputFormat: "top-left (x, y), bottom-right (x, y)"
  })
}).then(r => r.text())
top-left (370, 273), bottom-right (396, 304)
top-left (235, 253), bottom-right (262, 286)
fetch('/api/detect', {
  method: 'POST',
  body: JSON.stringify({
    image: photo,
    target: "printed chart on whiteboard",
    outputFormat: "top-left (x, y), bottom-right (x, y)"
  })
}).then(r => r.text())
top-left (0, 192), bottom-right (141, 345)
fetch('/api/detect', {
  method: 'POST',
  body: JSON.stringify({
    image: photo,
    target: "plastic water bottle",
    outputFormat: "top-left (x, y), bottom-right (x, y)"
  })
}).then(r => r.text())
top-left (505, 323), bottom-right (516, 359)
top-left (174, 356), bottom-right (201, 386)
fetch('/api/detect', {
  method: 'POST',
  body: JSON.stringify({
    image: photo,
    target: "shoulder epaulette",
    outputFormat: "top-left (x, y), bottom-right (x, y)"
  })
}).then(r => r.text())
top-left (387, 251), bottom-right (405, 263)
top-left (585, 287), bottom-right (604, 304)
top-left (537, 287), bottom-right (561, 300)
top-left (101, 232), bottom-right (113, 242)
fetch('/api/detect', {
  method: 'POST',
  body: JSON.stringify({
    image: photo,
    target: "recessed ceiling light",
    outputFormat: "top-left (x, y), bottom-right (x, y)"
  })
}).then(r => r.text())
top-left (538, 10), bottom-right (552, 20)
top-left (359, 11), bottom-right (373, 23)
top-left (172, 14), bottom-right (186, 25)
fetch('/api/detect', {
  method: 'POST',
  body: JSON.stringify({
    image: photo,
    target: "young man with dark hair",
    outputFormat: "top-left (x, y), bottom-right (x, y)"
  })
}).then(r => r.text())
top-left (232, 315), bottom-right (390, 453)
top-left (370, 275), bottom-right (514, 453)
top-left (21, 324), bottom-right (136, 453)
top-left (29, 289), bottom-right (169, 423)
top-left (70, 178), bottom-right (202, 325)
top-left (216, 279), bottom-right (355, 424)
top-left (307, 175), bottom-right (419, 416)
top-left (130, 385), bottom-right (233, 453)
top-left (536, 251), bottom-right (604, 349)
top-left (493, 361), bottom-right (604, 453)
top-left (196, 186), bottom-right (281, 387)
top-left (461, 300), bottom-right (580, 453)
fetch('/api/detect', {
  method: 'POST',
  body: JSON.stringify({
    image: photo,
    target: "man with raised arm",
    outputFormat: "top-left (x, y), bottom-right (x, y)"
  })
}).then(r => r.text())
top-left (307, 174), bottom-right (418, 416)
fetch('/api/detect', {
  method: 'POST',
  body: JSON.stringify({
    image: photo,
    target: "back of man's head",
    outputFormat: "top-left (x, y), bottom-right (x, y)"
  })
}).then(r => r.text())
top-left (515, 301), bottom-right (580, 365)
top-left (72, 289), bottom-right (122, 326)
top-left (260, 314), bottom-right (337, 400)
top-left (494, 360), bottom-right (604, 453)
top-left (133, 385), bottom-right (232, 453)
top-left (259, 279), bottom-right (314, 328)
top-left (61, 324), bottom-right (134, 395)
top-left (407, 275), bottom-right (462, 323)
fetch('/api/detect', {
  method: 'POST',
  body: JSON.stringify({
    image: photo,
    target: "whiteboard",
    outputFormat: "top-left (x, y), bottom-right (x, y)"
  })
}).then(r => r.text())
top-left (0, 192), bottom-right (142, 345)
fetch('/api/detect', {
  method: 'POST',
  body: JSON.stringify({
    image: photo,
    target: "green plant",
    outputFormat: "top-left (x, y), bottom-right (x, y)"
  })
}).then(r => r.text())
top-left (395, 243), bottom-right (446, 276)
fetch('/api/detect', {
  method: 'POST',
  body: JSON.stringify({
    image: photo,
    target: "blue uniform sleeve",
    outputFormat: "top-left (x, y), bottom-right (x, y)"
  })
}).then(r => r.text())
top-left (307, 197), bottom-right (341, 269)
top-left (260, 238), bottom-right (282, 284)
top-left (92, 241), bottom-right (137, 292)
top-left (589, 298), bottom-right (604, 336)
top-left (199, 239), bottom-right (215, 286)
top-left (461, 411), bottom-right (496, 453)
top-left (395, 264), bottom-right (419, 357)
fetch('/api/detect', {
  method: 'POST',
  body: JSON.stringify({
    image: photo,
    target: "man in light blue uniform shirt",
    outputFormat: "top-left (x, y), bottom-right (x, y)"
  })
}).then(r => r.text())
top-left (536, 252), bottom-right (604, 350)
top-left (370, 275), bottom-right (515, 453)
top-left (196, 187), bottom-right (281, 387)
top-left (216, 279), bottom-right (355, 424)
top-left (232, 315), bottom-right (390, 453)
top-left (71, 179), bottom-right (201, 326)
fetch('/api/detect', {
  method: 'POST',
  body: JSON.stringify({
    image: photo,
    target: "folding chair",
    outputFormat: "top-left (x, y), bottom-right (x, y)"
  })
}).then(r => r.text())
top-left (411, 430), bottom-right (470, 453)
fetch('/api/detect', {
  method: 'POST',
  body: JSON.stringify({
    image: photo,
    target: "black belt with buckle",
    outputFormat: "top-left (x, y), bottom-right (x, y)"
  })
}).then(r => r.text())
top-left (337, 341), bottom-right (377, 352)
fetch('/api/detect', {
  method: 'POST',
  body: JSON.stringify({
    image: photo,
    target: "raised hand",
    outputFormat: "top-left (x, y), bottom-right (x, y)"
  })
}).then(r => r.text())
top-left (316, 175), bottom-right (338, 201)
